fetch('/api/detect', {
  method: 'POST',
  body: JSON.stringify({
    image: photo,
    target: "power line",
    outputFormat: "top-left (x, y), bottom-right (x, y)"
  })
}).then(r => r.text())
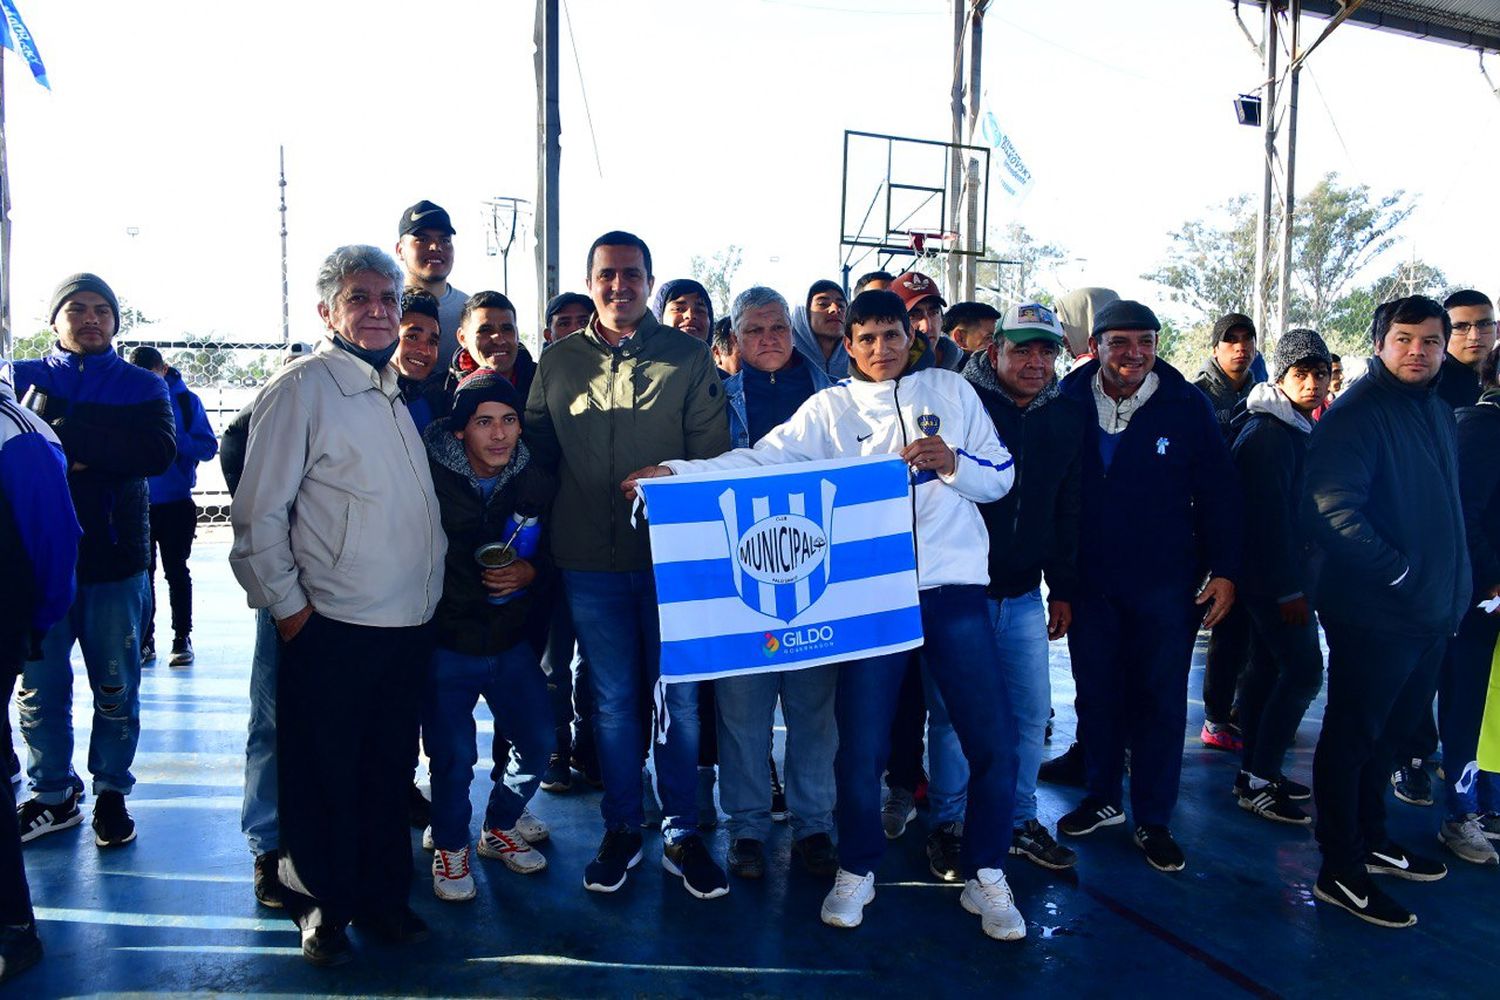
top-left (560, 0), bottom-right (604, 179)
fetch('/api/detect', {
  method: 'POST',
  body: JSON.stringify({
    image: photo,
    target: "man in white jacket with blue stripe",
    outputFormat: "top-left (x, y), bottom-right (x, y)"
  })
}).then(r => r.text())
top-left (627, 289), bottom-right (1026, 941)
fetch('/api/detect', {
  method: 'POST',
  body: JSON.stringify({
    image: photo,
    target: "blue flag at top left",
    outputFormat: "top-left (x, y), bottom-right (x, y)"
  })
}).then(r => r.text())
top-left (1, 0), bottom-right (50, 90)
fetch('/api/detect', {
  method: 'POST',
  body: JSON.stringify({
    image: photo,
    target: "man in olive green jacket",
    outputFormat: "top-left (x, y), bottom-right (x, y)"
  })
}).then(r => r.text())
top-left (524, 230), bottom-right (730, 900)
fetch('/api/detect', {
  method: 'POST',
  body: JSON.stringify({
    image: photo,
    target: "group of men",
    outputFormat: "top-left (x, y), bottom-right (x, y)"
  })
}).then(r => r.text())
top-left (3, 198), bottom-right (1498, 979)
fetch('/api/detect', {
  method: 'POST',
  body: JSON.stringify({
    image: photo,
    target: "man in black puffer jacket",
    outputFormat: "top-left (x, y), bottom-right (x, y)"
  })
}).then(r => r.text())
top-left (1305, 295), bottom-right (1470, 929)
top-left (12, 273), bottom-right (176, 851)
top-left (421, 370), bottom-right (558, 902)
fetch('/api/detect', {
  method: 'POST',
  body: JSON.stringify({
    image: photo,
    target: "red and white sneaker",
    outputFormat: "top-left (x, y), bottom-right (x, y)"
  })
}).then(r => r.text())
top-left (1200, 721), bottom-right (1243, 752)
top-left (432, 844), bottom-right (476, 902)
top-left (479, 826), bottom-right (547, 874)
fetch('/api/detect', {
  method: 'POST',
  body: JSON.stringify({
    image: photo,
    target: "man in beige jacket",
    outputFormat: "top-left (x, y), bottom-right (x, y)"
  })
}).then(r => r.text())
top-left (230, 245), bottom-right (445, 967)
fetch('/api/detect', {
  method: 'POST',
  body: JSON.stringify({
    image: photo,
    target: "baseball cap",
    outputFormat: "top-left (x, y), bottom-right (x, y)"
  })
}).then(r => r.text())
top-left (890, 271), bottom-right (946, 311)
top-left (399, 200), bottom-right (456, 238)
top-left (999, 302), bottom-right (1065, 345)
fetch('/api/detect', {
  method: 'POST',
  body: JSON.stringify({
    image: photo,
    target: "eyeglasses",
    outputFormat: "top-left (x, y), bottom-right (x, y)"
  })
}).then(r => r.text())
top-left (1453, 320), bottom-right (1497, 334)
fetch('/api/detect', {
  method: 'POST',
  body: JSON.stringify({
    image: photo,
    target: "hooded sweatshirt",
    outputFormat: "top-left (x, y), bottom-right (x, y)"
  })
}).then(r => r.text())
top-left (791, 304), bottom-right (851, 380)
top-left (1193, 358), bottom-right (1262, 442)
top-left (1055, 287), bottom-right (1119, 362)
top-left (1230, 383), bottom-right (1314, 602)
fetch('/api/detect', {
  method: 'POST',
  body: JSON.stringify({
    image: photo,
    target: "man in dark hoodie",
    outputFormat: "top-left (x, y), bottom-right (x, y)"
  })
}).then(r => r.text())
top-left (651, 278), bottom-right (715, 343)
top-left (395, 289), bottom-right (452, 432)
top-left (421, 369), bottom-right (558, 901)
top-left (13, 273), bottom-right (177, 850)
top-left (1194, 312), bottom-right (1261, 754)
top-left (1228, 329), bottom-right (1331, 827)
top-left (128, 347), bottom-right (218, 669)
top-left (1305, 294), bottom-right (1468, 928)
top-left (1437, 343), bottom-right (1500, 866)
top-left (952, 301), bottom-right (1088, 874)
top-left (1056, 300), bottom-right (1241, 874)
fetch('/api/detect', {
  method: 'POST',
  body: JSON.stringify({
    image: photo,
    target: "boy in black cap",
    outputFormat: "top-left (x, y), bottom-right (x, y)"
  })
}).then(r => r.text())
top-left (543, 293), bottom-right (593, 346)
top-left (421, 369), bottom-right (557, 902)
top-left (396, 200), bottom-right (467, 365)
top-left (1229, 329), bottom-right (1331, 825)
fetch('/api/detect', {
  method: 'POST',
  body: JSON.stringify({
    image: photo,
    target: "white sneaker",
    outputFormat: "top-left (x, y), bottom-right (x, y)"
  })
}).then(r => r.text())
top-left (479, 826), bottom-right (548, 873)
top-left (961, 867), bottom-right (1027, 941)
top-left (820, 868), bottom-right (876, 929)
top-left (1439, 815), bottom-right (1500, 866)
top-left (432, 845), bottom-right (476, 902)
top-left (515, 808), bottom-right (549, 844)
top-left (421, 825), bottom-right (434, 851)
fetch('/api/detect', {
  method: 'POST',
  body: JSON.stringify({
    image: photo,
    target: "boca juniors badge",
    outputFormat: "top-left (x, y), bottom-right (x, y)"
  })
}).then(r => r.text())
top-left (916, 410), bottom-right (941, 437)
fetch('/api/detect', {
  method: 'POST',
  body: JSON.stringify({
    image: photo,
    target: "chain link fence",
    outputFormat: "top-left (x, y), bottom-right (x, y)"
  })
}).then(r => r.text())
top-left (11, 333), bottom-right (297, 526)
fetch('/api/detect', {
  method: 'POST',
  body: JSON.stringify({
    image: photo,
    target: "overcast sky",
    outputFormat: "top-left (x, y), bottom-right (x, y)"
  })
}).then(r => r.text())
top-left (3, 0), bottom-right (1496, 349)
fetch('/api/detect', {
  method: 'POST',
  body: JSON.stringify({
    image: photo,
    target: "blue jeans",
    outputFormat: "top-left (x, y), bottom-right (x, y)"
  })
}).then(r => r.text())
top-left (835, 585), bottom-right (1018, 878)
top-left (564, 570), bottom-right (700, 840)
top-left (18, 573), bottom-right (148, 801)
top-left (422, 642), bottom-right (556, 851)
top-left (715, 664), bottom-right (838, 842)
top-left (241, 608), bottom-right (280, 856)
top-left (925, 589), bottom-right (1049, 828)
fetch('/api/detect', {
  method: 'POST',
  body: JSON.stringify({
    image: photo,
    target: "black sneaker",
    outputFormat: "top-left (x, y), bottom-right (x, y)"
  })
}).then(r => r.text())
top-left (408, 783), bottom-right (431, 829)
top-left (1275, 774), bottom-right (1312, 802)
top-left (662, 834), bottom-right (729, 899)
top-left (1365, 840), bottom-right (1447, 882)
top-left (770, 759), bottom-right (789, 822)
top-left (168, 636), bottom-right (194, 667)
top-left (1038, 742), bottom-right (1087, 788)
top-left (254, 850), bottom-right (283, 908)
top-left (300, 924), bottom-right (353, 967)
top-left (1058, 796), bottom-right (1125, 837)
top-left (353, 907), bottom-right (429, 944)
top-left (728, 838), bottom-right (765, 879)
top-left (1010, 818), bottom-right (1078, 870)
top-left (1234, 773), bottom-right (1311, 826)
top-left (1313, 868), bottom-right (1416, 928)
top-left (1133, 825), bottom-right (1185, 872)
top-left (792, 832), bottom-right (839, 877)
top-left (540, 753), bottom-right (572, 793)
top-left (17, 791), bottom-right (83, 843)
top-left (0, 924), bottom-right (43, 986)
top-left (140, 640), bottom-right (156, 667)
top-left (1390, 759), bottom-right (1433, 806)
top-left (583, 828), bottom-right (643, 893)
top-left (1045, 707), bottom-right (1054, 743)
top-left (92, 790), bottom-right (136, 847)
top-left (926, 823), bottom-right (963, 882)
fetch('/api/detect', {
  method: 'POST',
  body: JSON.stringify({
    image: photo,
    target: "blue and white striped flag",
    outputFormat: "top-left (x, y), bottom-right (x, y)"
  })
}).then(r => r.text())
top-left (638, 454), bottom-right (923, 684)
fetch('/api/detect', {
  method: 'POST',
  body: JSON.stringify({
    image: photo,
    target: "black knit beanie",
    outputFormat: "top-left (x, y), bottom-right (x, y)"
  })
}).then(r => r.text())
top-left (448, 368), bottom-right (524, 430)
top-left (1273, 328), bottom-right (1331, 383)
top-left (49, 273), bottom-right (120, 329)
top-left (1211, 312), bottom-right (1255, 346)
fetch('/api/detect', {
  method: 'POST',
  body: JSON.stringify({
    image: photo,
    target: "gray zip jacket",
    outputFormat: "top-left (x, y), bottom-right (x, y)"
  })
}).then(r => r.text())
top-left (229, 340), bottom-right (446, 627)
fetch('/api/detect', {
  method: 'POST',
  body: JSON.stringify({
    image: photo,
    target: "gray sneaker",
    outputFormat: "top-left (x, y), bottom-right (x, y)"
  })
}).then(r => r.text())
top-left (881, 787), bottom-right (917, 840)
top-left (1479, 812), bottom-right (1500, 841)
top-left (1439, 816), bottom-right (1500, 866)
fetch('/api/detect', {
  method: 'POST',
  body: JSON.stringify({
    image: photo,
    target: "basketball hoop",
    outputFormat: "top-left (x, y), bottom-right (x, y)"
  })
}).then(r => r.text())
top-left (906, 229), bottom-right (958, 258)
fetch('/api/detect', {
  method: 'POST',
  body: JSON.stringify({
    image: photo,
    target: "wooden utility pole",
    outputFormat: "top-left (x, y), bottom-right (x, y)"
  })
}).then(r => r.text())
top-left (947, 1), bottom-right (965, 299)
top-left (278, 146), bottom-right (289, 346)
top-left (535, 0), bottom-right (561, 331)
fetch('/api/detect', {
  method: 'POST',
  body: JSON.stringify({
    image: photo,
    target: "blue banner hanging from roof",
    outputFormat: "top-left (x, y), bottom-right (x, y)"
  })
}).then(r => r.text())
top-left (1, 0), bottom-right (51, 90)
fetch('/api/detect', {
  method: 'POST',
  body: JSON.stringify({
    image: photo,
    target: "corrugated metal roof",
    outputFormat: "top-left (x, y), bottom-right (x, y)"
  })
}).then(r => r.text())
top-left (1233, 1), bottom-right (1500, 51)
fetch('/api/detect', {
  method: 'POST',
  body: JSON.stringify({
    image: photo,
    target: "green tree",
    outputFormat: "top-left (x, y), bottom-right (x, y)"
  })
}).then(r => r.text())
top-left (978, 223), bottom-right (1067, 308)
top-left (1320, 259), bottom-right (1448, 358)
top-left (689, 245), bottom-right (743, 315)
top-left (1142, 194), bottom-right (1264, 322)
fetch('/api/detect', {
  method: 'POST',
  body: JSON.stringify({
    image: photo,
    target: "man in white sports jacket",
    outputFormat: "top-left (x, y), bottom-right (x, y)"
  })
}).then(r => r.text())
top-left (626, 289), bottom-right (1026, 942)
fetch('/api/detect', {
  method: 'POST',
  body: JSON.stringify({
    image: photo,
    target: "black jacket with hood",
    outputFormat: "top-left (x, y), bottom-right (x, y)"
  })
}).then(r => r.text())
top-left (1230, 384), bottom-right (1314, 603)
top-left (1456, 388), bottom-right (1500, 599)
top-left (1302, 357), bottom-right (1470, 636)
top-left (962, 349), bottom-right (1086, 603)
top-left (424, 421), bottom-right (557, 656)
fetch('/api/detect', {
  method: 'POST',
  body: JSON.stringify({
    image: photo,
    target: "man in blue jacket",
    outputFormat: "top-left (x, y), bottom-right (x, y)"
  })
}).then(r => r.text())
top-left (0, 370), bottom-right (81, 985)
top-left (1056, 300), bottom-right (1241, 873)
top-left (1305, 295), bottom-right (1468, 928)
top-left (12, 273), bottom-right (176, 850)
top-left (129, 347), bottom-right (218, 667)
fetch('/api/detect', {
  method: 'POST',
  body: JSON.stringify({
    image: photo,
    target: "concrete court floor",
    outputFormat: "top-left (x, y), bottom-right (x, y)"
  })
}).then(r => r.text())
top-left (7, 534), bottom-right (1500, 999)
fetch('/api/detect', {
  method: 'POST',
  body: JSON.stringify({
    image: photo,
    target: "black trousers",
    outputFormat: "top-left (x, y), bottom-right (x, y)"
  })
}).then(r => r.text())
top-left (276, 614), bottom-right (428, 930)
top-left (885, 652), bottom-right (928, 793)
top-left (1, 661), bottom-right (33, 926)
top-left (1313, 621), bottom-right (1445, 875)
top-left (1238, 598), bottom-right (1325, 781)
top-left (1201, 600), bottom-right (1251, 727)
top-left (145, 499), bottom-right (197, 644)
